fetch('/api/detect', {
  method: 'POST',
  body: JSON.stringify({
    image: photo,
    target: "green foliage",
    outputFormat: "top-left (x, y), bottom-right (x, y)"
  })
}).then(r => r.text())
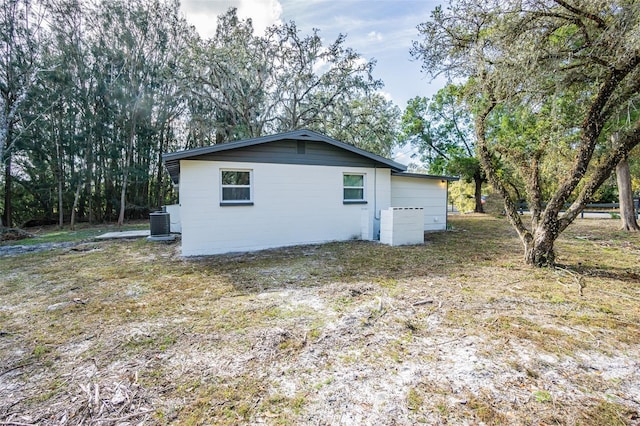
top-left (317, 93), bottom-right (400, 157)
top-left (32, 344), bottom-right (51, 359)
top-left (593, 179), bottom-right (618, 203)
top-left (401, 84), bottom-right (486, 211)
top-left (412, 0), bottom-right (640, 265)
top-left (193, 9), bottom-right (398, 156)
top-left (401, 85), bottom-right (475, 175)
top-left (447, 156), bottom-right (481, 183)
top-left (533, 390), bottom-right (551, 403)
top-left (627, 146), bottom-right (640, 198)
top-left (406, 387), bottom-right (424, 411)
top-left (449, 180), bottom-right (476, 213)
top-left (0, 1), bottom-right (398, 227)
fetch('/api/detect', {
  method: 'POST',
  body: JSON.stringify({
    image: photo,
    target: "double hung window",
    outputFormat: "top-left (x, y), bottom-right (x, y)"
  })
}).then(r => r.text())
top-left (343, 174), bottom-right (365, 203)
top-left (221, 170), bottom-right (252, 205)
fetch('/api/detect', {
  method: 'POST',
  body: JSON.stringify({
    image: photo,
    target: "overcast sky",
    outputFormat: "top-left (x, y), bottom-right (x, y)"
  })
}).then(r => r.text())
top-left (180, 0), bottom-right (447, 109)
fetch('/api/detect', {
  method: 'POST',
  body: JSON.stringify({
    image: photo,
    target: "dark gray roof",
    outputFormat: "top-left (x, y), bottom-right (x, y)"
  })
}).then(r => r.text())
top-left (163, 129), bottom-right (407, 184)
top-left (391, 171), bottom-right (459, 181)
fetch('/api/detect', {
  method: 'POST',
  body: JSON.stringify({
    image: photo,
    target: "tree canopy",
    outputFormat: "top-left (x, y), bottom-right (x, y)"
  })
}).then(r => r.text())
top-left (413, 0), bottom-right (640, 266)
top-left (401, 84), bottom-right (485, 212)
top-left (0, 1), bottom-right (400, 227)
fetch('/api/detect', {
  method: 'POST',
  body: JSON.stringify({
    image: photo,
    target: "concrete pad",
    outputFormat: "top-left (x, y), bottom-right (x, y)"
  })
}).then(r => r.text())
top-left (95, 230), bottom-right (150, 240)
top-left (146, 235), bottom-right (176, 242)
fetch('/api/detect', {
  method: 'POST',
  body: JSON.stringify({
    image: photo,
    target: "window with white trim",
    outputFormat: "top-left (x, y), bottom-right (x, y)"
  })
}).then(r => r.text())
top-left (343, 173), bottom-right (365, 203)
top-left (220, 169), bottom-right (253, 205)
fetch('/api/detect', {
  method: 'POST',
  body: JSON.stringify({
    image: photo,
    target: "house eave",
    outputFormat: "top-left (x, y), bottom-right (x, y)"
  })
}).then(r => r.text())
top-left (163, 129), bottom-right (407, 184)
top-left (391, 171), bottom-right (460, 181)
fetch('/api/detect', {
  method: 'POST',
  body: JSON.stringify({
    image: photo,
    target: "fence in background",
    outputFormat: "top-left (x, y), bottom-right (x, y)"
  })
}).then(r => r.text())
top-left (515, 200), bottom-right (640, 219)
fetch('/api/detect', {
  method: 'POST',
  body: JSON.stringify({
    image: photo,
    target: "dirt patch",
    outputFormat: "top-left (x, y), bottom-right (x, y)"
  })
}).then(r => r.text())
top-left (0, 228), bottom-right (34, 242)
top-left (0, 241), bottom-right (81, 257)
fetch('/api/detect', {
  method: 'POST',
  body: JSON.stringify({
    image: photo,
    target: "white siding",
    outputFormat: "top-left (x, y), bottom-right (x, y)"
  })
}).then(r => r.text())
top-left (390, 176), bottom-right (448, 231)
top-left (179, 160), bottom-right (391, 256)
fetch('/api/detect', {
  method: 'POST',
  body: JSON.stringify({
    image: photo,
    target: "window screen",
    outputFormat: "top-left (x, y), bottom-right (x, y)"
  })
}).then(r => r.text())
top-left (343, 174), bottom-right (364, 201)
top-left (221, 170), bottom-right (252, 202)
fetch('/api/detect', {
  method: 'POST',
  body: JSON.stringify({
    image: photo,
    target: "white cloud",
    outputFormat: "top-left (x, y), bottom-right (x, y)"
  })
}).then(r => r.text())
top-left (367, 31), bottom-right (383, 42)
top-left (353, 56), bottom-right (369, 68)
top-left (181, 0), bottom-right (283, 39)
top-left (238, 0), bottom-right (282, 34)
top-left (312, 48), bottom-right (330, 74)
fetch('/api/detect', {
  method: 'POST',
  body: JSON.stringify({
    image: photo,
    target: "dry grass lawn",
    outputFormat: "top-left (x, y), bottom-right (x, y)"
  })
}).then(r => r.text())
top-left (0, 215), bottom-right (639, 425)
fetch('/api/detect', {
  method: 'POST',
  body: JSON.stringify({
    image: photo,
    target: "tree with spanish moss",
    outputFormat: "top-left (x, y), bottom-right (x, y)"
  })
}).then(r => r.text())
top-left (413, 0), bottom-right (640, 266)
top-left (0, 0), bottom-right (43, 227)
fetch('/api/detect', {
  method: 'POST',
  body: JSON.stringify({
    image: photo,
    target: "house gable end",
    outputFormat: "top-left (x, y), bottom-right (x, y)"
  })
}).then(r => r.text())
top-left (194, 139), bottom-right (382, 168)
top-left (164, 130), bottom-right (406, 184)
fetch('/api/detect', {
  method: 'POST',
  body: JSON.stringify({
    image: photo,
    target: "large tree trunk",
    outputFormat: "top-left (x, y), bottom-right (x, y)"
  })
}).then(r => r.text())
top-left (616, 157), bottom-right (640, 231)
top-left (473, 170), bottom-right (484, 213)
top-left (3, 154), bottom-right (12, 228)
top-left (475, 101), bottom-right (558, 267)
top-left (155, 123), bottom-right (167, 209)
top-left (56, 131), bottom-right (64, 229)
top-left (57, 177), bottom-right (64, 229)
top-left (70, 181), bottom-right (82, 231)
top-left (118, 113), bottom-right (138, 227)
top-left (523, 227), bottom-right (556, 267)
top-left (117, 163), bottom-right (130, 227)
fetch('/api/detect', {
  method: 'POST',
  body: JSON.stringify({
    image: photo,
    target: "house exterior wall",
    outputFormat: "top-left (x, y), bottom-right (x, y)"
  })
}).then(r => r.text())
top-left (164, 204), bottom-right (181, 233)
top-left (390, 176), bottom-right (448, 231)
top-left (179, 160), bottom-right (391, 256)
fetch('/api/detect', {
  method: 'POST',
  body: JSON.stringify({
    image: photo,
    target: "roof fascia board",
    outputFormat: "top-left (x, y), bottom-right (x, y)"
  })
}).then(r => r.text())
top-left (391, 171), bottom-right (460, 181)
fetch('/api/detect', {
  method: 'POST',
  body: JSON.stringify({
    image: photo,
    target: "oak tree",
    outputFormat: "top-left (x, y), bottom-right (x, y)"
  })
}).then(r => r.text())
top-left (413, 0), bottom-right (640, 266)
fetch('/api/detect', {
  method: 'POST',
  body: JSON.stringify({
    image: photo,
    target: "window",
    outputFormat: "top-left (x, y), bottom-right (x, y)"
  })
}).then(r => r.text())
top-left (221, 170), bottom-right (253, 205)
top-left (343, 173), bottom-right (366, 203)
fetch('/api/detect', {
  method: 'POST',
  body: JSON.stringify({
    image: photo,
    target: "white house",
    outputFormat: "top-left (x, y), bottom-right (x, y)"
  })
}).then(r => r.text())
top-left (163, 130), bottom-right (457, 256)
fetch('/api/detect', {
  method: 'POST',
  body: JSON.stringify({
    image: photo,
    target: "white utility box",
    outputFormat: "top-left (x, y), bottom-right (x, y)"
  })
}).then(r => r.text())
top-left (380, 207), bottom-right (424, 246)
top-left (164, 204), bottom-right (182, 233)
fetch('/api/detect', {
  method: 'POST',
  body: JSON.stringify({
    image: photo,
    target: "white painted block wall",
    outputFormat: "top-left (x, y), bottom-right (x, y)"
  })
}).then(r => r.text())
top-left (390, 176), bottom-right (448, 231)
top-left (380, 207), bottom-right (425, 246)
top-left (179, 160), bottom-right (391, 256)
top-left (164, 204), bottom-right (181, 233)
